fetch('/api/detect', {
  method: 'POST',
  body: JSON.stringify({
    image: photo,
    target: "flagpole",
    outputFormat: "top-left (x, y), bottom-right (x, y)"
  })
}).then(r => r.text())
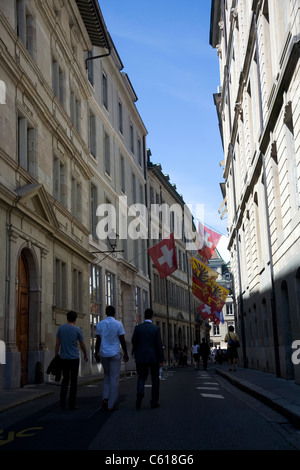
top-left (165, 278), bottom-right (170, 366)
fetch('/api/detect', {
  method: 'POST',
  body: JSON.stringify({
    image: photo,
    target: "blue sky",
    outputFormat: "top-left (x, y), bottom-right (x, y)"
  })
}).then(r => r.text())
top-left (99, 1), bottom-right (228, 243)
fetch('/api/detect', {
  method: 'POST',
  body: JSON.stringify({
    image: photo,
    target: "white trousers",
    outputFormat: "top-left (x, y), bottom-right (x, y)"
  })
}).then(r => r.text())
top-left (101, 352), bottom-right (121, 409)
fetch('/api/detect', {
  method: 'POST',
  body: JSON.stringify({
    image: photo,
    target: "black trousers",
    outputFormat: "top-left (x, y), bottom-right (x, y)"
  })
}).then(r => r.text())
top-left (136, 363), bottom-right (160, 405)
top-left (202, 355), bottom-right (208, 370)
top-left (60, 358), bottom-right (79, 408)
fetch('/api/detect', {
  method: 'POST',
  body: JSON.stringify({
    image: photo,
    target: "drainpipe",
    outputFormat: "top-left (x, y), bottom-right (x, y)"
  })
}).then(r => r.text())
top-left (85, 45), bottom-right (111, 69)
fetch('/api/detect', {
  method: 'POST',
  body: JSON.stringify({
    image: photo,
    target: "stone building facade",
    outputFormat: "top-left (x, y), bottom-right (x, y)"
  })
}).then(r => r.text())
top-left (0, 0), bottom-right (149, 389)
top-left (210, 0), bottom-right (300, 382)
top-left (147, 157), bottom-right (208, 364)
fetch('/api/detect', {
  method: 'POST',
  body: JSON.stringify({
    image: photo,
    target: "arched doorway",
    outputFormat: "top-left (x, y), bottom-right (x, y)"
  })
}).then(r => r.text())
top-left (16, 252), bottom-right (29, 386)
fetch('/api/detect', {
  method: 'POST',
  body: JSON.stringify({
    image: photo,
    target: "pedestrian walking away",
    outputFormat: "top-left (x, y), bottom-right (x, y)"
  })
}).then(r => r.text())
top-left (216, 346), bottom-right (223, 365)
top-left (173, 344), bottom-right (179, 366)
top-left (131, 308), bottom-right (164, 409)
top-left (192, 341), bottom-right (200, 370)
top-left (55, 310), bottom-right (88, 410)
top-left (94, 305), bottom-right (129, 411)
top-left (199, 338), bottom-right (210, 371)
top-left (225, 325), bottom-right (240, 371)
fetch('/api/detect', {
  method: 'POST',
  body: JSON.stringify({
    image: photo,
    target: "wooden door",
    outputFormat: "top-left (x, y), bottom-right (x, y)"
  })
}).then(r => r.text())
top-left (16, 252), bottom-right (29, 386)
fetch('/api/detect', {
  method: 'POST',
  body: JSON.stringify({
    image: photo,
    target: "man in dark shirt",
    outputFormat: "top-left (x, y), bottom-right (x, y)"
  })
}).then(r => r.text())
top-left (199, 337), bottom-right (210, 371)
top-left (131, 308), bottom-right (164, 409)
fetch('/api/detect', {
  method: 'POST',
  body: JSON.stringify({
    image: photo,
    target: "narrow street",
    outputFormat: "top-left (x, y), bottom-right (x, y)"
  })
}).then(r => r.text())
top-left (1, 365), bottom-right (300, 456)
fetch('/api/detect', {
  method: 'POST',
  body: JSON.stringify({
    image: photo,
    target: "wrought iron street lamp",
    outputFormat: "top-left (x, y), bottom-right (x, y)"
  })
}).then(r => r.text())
top-left (91, 229), bottom-right (124, 259)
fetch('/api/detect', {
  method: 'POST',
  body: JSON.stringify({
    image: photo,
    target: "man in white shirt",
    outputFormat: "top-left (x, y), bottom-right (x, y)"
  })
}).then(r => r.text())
top-left (95, 305), bottom-right (129, 411)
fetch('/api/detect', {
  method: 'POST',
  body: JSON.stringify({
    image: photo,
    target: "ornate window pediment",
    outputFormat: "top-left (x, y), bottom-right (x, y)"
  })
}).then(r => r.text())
top-left (15, 183), bottom-right (59, 229)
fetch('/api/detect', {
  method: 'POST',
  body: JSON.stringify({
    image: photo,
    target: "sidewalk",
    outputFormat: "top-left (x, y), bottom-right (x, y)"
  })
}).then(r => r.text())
top-left (216, 366), bottom-right (300, 428)
top-left (0, 370), bottom-right (136, 413)
top-left (1, 366), bottom-right (300, 429)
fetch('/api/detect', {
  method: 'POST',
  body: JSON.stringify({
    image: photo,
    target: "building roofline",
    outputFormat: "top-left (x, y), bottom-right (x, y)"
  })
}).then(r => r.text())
top-left (209, 0), bottom-right (222, 48)
top-left (75, 0), bottom-right (110, 50)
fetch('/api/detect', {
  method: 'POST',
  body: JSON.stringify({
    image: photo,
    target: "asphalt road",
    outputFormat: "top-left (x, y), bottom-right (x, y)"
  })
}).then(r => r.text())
top-left (1, 365), bottom-right (300, 457)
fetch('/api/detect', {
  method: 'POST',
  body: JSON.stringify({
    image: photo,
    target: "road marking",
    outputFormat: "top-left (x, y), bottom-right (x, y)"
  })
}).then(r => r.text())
top-left (200, 394), bottom-right (224, 399)
top-left (0, 427), bottom-right (43, 447)
top-left (197, 386), bottom-right (219, 390)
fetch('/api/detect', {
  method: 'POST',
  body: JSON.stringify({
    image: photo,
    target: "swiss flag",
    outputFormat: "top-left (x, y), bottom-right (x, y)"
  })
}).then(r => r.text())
top-left (148, 233), bottom-right (178, 279)
top-left (198, 222), bottom-right (221, 260)
top-left (198, 303), bottom-right (212, 320)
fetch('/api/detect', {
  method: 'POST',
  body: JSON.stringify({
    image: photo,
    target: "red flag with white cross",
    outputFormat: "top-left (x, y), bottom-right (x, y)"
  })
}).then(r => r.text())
top-left (148, 233), bottom-right (178, 279)
top-left (197, 303), bottom-right (212, 321)
top-left (198, 222), bottom-right (222, 260)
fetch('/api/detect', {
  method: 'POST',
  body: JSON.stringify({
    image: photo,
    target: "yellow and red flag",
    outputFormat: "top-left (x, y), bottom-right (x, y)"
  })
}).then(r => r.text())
top-left (206, 282), bottom-right (229, 313)
top-left (192, 257), bottom-right (218, 303)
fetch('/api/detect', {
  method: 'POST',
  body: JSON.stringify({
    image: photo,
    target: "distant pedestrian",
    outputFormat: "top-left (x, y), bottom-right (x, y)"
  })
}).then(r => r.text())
top-left (216, 346), bottom-right (223, 365)
top-left (131, 308), bottom-right (164, 409)
top-left (94, 305), bottom-right (129, 411)
top-left (182, 345), bottom-right (188, 366)
top-left (55, 310), bottom-right (88, 410)
top-left (199, 338), bottom-right (210, 371)
top-left (192, 341), bottom-right (200, 370)
top-left (178, 345), bottom-right (183, 366)
top-left (173, 344), bottom-right (179, 365)
top-left (225, 325), bottom-right (240, 371)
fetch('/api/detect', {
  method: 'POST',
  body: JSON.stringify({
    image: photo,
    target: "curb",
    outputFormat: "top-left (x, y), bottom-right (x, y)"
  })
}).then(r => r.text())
top-left (216, 369), bottom-right (300, 429)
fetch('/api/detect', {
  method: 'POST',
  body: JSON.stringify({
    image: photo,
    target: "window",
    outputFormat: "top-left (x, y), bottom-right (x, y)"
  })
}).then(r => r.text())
top-left (139, 184), bottom-right (143, 204)
top-left (284, 102), bottom-right (299, 209)
top-left (90, 264), bottom-right (102, 360)
top-left (143, 290), bottom-right (149, 312)
top-left (102, 72), bottom-right (108, 110)
top-left (89, 110), bottom-right (96, 157)
top-left (120, 155), bottom-right (125, 193)
top-left (226, 303), bottom-right (233, 315)
top-left (130, 123), bottom-right (134, 154)
top-left (90, 264), bottom-right (102, 320)
top-left (53, 154), bottom-right (67, 206)
top-left (213, 325), bottom-right (220, 335)
top-left (18, 114), bottom-right (36, 176)
top-left (105, 272), bottom-right (115, 306)
top-left (135, 287), bottom-right (142, 323)
top-left (71, 177), bottom-right (82, 221)
top-left (90, 183), bottom-right (97, 238)
top-left (87, 50), bottom-right (94, 85)
top-left (55, 259), bottom-right (67, 308)
top-left (17, 0), bottom-right (36, 59)
top-left (104, 133), bottom-right (110, 176)
top-left (118, 100), bottom-right (123, 134)
top-left (132, 173), bottom-right (136, 204)
top-left (137, 137), bottom-right (142, 166)
top-left (72, 268), bottom-right (83, 312)
top-left (52, 59), bottom-right (64, 105)
top-left (70, 90), bottom-right (81, 133)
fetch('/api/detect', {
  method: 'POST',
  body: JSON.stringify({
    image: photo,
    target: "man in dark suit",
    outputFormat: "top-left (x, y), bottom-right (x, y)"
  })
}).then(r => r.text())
top-left (131, 308), bottom-right (164, 409)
